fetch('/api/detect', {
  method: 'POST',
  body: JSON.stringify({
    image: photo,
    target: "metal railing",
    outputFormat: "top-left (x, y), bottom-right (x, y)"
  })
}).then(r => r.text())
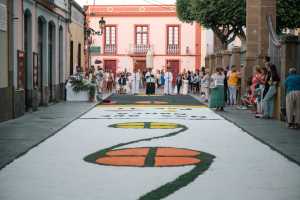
top-left (167, 44), bottom-right (180, 55)
top-left (130, 44), bottom-right (152, 55)
top-left (104, 44), bottom-right (117, 54)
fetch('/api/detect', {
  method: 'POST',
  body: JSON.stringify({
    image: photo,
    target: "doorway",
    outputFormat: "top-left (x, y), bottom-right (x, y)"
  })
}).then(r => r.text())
top-left (24, 10), bottom-right (32, 110)
top-left (134, 60), bottom-right (146, 73)
top-left (70, 41), bottom-right (74, 75)
top-left (38, 17), bottom-right (45, 105)
top-left (166, 60), bottom-right (180, 85)
top-left (48, 22), bottom-right (56, 102)
top-left (104, 60), bottom-right (117, 76)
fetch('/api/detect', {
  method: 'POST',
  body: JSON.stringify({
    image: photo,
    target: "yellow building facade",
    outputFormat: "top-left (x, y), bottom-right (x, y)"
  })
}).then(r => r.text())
top-left (68, 1), bottom-right (85, 77)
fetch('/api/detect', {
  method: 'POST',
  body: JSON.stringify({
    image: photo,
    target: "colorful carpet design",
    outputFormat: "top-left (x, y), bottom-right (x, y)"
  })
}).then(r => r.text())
top-left (101, 94), bottom-right (203, 106)
top-left (84, 122), bottom-right (215, 200)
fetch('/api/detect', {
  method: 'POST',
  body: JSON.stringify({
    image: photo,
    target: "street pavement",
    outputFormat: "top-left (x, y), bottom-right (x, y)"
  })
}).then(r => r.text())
top-left (0, 102), bottom-right (96, 169)
top-left (192, 94), bottom-right (300, 166)
top-left (217, 106), bottom-right (300, 165)
top-left (0, 95), bottom-right (299, 200)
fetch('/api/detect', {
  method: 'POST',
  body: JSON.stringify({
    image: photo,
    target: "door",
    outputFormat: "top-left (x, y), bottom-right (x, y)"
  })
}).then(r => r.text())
top-left (134, 60), bottom-right (146, 73)
top-left (167, 60), bottom-right (180, 85)
top-left (70, 41), bottom-right (74, 75)
top-left (104, 60), bottom-right (117, 76)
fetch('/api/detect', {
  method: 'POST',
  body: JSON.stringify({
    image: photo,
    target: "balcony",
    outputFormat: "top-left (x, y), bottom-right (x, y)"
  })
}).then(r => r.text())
top-left (104, 44), bottom-right (117, 55)
top-left (129, 44), bottom-right (153, 56)
top-left (167, 44), bottom-right (180, 55)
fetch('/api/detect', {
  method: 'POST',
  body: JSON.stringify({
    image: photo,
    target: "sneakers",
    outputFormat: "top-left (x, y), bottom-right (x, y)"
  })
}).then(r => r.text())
top-left (255, 114), bottom-right (262, 118)
top-left (287, 123), bottom-right (294, 129)
top-left (287, 123), bottom-right (299, 129)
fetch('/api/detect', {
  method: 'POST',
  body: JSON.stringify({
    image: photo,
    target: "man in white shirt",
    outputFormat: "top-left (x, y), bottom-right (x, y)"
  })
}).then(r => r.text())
top-left (164, 68), bottom-right (173, 95)
top-left (131, 69), bottom-right (141, 95)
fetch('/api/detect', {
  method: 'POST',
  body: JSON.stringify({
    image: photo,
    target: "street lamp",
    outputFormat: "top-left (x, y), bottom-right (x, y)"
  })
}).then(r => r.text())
top-left (98, 17), bottom-right (106, 35)
top-left (85, 17), bottom-right (106, 70)
top-left (86, 17), bottom-right (106, 37)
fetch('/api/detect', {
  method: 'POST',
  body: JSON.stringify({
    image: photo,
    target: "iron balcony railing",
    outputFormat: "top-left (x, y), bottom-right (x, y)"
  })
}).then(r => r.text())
top-left (103, 44), bottom-right (117, 54)
top-left (130, 44), bottom-right (153, 55)
top-left (167, 44), bottom-right (180, 55)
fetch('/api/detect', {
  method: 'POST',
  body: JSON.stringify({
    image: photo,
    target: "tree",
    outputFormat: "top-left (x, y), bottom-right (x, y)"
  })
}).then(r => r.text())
top-left (277, 0), bottom-right (300, 32)
top-left (177, 0), bottom-right (246, 50)
top-left (177, 0), bottom-right (300, 50)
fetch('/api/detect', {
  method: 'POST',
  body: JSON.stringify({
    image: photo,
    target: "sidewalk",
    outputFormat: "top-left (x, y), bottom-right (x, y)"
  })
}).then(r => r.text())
top-left (192, 94), bottom-right (300, 166)
top-left (0, 101), bottom-right (99, 169)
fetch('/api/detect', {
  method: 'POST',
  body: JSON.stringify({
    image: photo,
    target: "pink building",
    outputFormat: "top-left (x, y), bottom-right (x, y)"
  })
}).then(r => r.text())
top-left (85, 4), bottom-right (202, 78)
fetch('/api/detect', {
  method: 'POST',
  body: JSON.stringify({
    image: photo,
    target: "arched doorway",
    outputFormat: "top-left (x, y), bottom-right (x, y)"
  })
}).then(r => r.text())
top-left (48, 21), bottom-right (56, 102)
top-left (59, 26), bottom-right (64, 100)
top-left (24, 9), bottom-right (32, 110)
top-left (38, 16), bottom-right (46, 105)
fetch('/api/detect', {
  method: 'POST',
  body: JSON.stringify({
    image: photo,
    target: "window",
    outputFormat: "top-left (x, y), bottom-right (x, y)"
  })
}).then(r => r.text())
top-left (104, 26), bottom-right (116, 54)
top-left (167, 25), bottom-right (180, 55)
top-left (135, 25), bottom-right (148, 45)
top-left (105, 26), bottom-right (116, 45)
top-left (167, 26), bottom-right (179, 45)
top-left (78, 43), bottom-right (81, 67)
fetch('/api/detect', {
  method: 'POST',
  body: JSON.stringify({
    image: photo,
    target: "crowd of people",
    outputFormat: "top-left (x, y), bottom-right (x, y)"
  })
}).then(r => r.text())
top-left (83, 66), bottom-right (211, 98)
top-left (75, 58), bottom-right (300, 129)
top-left (208, 56), bottom-right (300, 129)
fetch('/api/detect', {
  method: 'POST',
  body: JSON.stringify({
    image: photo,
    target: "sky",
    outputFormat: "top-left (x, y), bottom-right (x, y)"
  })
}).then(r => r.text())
top-left (75, 0), bottom-right (176, 6)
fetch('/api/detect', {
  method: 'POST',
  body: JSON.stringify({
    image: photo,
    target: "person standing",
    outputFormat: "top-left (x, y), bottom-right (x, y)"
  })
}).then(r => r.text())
top-left (156, 70), bottom-right (161, 88)
top-left (182, 74), bottom-right (189, 95)
top-left (132, 69), bottom-right (141, 95)
top-left (106, 70), bottom-right (114, 93)
top-left (262, 64), bottom-right (280, 119)
top-left (201, 69), bottom-right (210, 101)
top-left (118, 72), bottom-right (127, 94)
top-left (223, 66), bottom-right (229, 104)
top-left (164, 68), bottom-right (173, 95)
top-left (125, 72), bottom-right (131, 94)
top-left (209, 67), bottom-right (226, 111)
top-left (227, 66), bottom-right (240, 105)
top-left (160, 70), bottom-right (165, 91)
top-left (145, 68), bottom-right (155, 95)
top-left (176, 73), bottom-right (183, 95)
top-left (285, 68), bottom-right (300, 129)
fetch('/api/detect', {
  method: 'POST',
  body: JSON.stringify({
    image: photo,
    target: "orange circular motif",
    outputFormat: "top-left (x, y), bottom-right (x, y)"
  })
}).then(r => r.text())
top-left (95, 147), bottom-right (201, 167)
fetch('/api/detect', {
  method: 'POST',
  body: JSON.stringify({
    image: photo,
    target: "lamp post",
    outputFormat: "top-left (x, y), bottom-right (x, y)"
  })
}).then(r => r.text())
top-left (85, 17), bottom-right (106, 70)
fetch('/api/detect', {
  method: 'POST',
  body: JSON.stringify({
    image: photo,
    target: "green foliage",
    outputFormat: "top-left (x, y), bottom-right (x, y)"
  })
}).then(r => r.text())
top-left (277, 0), bottom-right (300, 31)
top-left (176, 0), bottom-right (300, 49)
top-left (69, 76), bottom-right (96, 98)
top-left (177, 0), bottom-right (246, 49)
top-left (176, 0), bottom-right (195, 23)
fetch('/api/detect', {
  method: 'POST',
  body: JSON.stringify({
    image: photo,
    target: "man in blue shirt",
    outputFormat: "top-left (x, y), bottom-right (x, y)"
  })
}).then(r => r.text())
top-left (285, 68), bottom-right (300, 129)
